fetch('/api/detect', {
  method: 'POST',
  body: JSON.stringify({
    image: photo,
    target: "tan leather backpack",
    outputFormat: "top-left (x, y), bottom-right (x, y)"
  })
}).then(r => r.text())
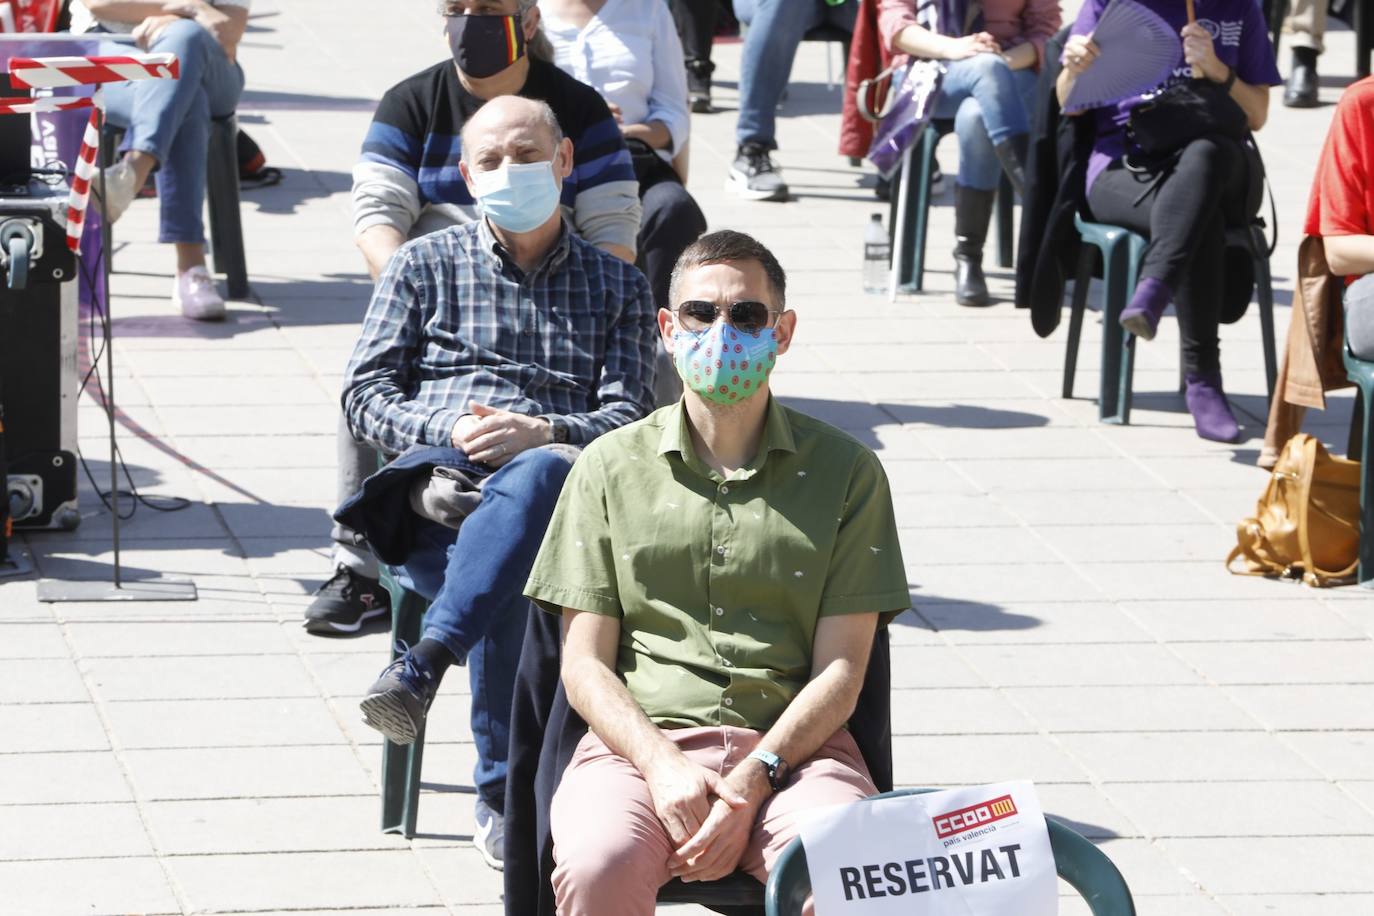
top-left (1227, 433), bottom-right (1361, 587)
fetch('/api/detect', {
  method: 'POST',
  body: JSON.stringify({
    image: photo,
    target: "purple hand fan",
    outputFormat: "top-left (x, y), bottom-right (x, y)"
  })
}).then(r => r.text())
top-left (1062, 0), bottom-right (1181, 114)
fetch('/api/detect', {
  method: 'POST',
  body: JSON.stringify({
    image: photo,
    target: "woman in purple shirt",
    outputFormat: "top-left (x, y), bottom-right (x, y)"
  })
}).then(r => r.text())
top-left (1057, 0), bottom-right (1281, 443)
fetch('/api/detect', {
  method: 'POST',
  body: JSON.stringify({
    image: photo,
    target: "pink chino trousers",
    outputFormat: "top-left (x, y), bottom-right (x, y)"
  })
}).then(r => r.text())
top-left (550, 725), bottom-right (876, 916)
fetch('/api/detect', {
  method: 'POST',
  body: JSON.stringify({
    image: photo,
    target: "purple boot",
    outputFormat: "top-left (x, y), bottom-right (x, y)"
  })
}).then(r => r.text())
top-left (1184, 371), bottom-right (1241, 443)
top-left (1119, 277), bottom-right (1171, 341)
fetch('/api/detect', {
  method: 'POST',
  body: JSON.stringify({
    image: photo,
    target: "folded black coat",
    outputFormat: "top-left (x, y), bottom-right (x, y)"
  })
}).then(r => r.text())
top-left (1015, 26), bottom-right (1096, 338)
top-left (503, 607), bottom-right (896, 916)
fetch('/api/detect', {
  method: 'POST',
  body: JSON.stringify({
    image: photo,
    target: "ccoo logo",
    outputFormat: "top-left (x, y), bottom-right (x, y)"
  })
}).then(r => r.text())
top-left (933, 795), bottom-right (1019, 839)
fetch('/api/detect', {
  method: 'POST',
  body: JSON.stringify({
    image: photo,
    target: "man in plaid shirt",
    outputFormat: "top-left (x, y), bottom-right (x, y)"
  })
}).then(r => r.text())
top-left (340, 96), bottom-right (657, 866)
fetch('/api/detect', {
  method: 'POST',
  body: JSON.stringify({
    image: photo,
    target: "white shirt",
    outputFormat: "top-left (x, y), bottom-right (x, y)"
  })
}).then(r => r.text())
top-left (70, 0), bottom-right (252, 35)
top-left (539, 0), bottom-right (689, 161)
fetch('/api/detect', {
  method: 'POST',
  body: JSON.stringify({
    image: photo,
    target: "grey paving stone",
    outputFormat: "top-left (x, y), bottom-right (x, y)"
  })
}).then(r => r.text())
top-left (0, 802), bottom-right (155, 860)
top-left (1170, 640), bottom-right (1374, 685)
top-left (959, 643), bottom-right (1204, 688)
top-left (0, 751), bottom-right (133, 805)
top-left (1005, 686), bottom-right (1261, 733)
top-left (0, 658), bottom-right (90, 703)
top-left (82, 653), bottom-right (320, 701)
top-left (0, 623), bottom-right (68, 660)
top-left (1107, 781), bottom-right (1374, 838)
top-left (142, 795), bottom-right (415, 855)
top-left (1057, 731), bottom-right (1325, 784)
top-left (1280, 732), bottom-right (1374, 781)
top-left (103, 697), bottom-right (348, 749)
top-left (1216, 895), bottom-right (1374, 916)
top-left (121, 744), bottom-right (375, 801)
top-left (891, 734), bottom-right (1091, 785)
top-left (167, 850), bottom-right (443, 911)
top-left (889, 687), bottom-right (1035, 736)
top-left (0, 857), bottom-right (179, 915)
top-left (0, 703), bottom-right (109, 753)
top-left (1120, 599), bottom-right (1362, 642)
top-left (1160, 837), bottom-right (1374, 894)
top-left (886, 645), bottom-right (985, 689)
top-left (1226, 685), bottom-right (1374, 731)
top-left (65, 620), bottom-right (297, 657)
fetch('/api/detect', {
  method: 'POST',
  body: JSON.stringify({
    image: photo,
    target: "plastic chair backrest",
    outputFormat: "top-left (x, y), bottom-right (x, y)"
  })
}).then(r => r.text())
top-left (764, 788), bottom-right (1136, 916)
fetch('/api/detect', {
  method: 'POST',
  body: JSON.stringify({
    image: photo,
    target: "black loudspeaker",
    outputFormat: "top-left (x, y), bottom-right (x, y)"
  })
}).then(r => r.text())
top-left (0, 180), bottom-right (80, 533)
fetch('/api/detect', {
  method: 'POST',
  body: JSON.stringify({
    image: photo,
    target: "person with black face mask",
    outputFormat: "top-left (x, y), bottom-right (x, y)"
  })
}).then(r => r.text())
top-left (306, 0), bottom-right (644, 765)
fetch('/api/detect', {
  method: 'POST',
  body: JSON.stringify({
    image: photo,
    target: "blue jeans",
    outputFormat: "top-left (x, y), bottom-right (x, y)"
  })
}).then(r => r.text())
top-left (390, 447), bottom-right (574, 810)
top-left (102, 19), bottom-right (244, 245)
top-left (930, 55), bottom-right (1036, 191)
top-left (733, 0), bottom-right (857, 149)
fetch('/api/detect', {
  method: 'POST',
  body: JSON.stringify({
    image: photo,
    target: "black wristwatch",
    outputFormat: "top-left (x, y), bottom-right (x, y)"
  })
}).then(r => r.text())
top-left (1219, 66), bottom-right (1237, 93)
top-left (746, 749), bottom-right (791, 792)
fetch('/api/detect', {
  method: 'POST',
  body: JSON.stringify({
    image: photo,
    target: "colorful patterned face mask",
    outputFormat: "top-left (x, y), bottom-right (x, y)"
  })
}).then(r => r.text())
top-left (672, 322), bottom-right (777, 405)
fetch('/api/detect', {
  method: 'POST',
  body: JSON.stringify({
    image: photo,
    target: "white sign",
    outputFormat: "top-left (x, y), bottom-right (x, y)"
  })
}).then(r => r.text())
top-left (798, 781), bottom-right (1057, 915)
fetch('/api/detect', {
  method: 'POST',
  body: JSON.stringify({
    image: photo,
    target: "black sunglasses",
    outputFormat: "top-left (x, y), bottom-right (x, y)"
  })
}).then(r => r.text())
top-left (674, 300), bottom-right (780, 334)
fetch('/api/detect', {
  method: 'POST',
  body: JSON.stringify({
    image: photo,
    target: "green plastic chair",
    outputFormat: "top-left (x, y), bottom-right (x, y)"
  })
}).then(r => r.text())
top-left (1342, 341), bottom-right (1374, 589)
top-left (764, 788), bottom-right (1136, 916)
top-left (377, 566), bottom-right (430, 837)
top-left (890, 122), bottom-right (1015, 295)
top-left (1062, 215), bottom-right (1277, 425)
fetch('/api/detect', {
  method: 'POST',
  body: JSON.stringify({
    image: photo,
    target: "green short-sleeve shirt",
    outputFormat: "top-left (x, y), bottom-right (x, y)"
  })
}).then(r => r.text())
top-left (523, 397), bottom-right (910, 731)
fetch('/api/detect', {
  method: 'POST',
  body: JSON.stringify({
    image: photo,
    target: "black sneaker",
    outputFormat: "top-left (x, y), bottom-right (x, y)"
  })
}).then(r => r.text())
top-left (303, 566), bottom-right (390, 636)
top-left (359, 647), bottom-right (438, 746)
top-left (728, 142), bottom-right (788, 201)
top-left (686, 59), bottom-right (714, 113)
top-left (474, 797), bottom-right (504, 870)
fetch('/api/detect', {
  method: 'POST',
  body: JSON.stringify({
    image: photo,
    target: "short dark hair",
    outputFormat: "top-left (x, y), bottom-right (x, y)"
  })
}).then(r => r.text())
top-left (668, 230), bottom-right (787, 309)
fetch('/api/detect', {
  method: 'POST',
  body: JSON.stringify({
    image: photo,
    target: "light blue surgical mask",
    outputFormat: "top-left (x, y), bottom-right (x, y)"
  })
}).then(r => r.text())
top-left (470, 160), bottom-right (562, 233)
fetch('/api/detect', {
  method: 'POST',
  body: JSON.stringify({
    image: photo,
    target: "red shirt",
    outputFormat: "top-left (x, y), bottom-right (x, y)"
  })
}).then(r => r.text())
top-left (1305, 76), bottom-right (1374, 242)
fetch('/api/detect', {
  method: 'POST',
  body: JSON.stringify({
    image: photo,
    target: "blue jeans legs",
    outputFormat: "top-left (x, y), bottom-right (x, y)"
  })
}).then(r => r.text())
top-left (733, 0), bottom-right (856, 149)
top-left (392, 447), bottom-right (574, 810)
top-left (931, 56), bottom-right (1036, 191)
top-left (102, 19), bottom-right (244, 245)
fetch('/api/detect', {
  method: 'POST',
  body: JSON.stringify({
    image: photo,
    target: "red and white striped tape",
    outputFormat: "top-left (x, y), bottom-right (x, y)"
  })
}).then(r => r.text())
top-left (63, 104), bottom-right (100, 252)
top-left (0, 95), bottom-right (93, 115)
top-left (9, 52), bottom-right (179, 89)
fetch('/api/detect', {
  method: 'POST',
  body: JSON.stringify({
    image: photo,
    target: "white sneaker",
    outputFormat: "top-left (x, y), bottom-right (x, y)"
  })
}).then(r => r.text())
top-left (92, 159), bottom-right (141, 224)
top-left (173, 266), bottom-right (226, 321)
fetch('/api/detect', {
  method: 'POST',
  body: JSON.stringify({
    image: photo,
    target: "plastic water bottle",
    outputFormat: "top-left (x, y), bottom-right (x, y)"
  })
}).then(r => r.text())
top-left (862, 213), bottom-right (890, 294)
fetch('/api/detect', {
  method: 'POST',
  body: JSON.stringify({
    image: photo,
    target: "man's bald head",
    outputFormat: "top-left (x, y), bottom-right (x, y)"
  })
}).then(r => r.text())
top-left (460, 96), bottom-right (564, 169)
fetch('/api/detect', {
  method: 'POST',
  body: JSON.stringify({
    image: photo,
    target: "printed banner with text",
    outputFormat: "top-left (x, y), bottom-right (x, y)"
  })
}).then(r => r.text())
top-left (798, 782), bottom-right (1057, 915)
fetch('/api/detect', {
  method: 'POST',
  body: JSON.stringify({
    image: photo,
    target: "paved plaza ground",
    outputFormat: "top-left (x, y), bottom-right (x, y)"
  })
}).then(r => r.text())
top-left (2, 1), bottom-right (1374, 913)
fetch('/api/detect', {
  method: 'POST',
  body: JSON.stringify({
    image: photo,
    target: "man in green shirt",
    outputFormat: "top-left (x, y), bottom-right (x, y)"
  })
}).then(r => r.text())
top-left (524, 230), bottom-right (910, 914)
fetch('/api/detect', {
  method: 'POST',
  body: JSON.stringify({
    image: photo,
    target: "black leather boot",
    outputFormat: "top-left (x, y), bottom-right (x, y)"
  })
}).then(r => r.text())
top-left (1284, 47), bottom-right (1319, 108)
top-left (993, 134), bottom-right (1028, 196)
top-left (686, 59), bottom-right (714, 113)
top-left (953, 185), bottom-right (996, 308)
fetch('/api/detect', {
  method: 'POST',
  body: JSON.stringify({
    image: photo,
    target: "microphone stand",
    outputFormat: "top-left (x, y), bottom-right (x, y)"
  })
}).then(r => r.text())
top-left (38, 88), bottom-right (195, 602)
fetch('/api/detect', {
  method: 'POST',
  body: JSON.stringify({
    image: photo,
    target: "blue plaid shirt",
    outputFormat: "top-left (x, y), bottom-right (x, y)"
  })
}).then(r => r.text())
top-left (343, 219), bottom-right (658, 454)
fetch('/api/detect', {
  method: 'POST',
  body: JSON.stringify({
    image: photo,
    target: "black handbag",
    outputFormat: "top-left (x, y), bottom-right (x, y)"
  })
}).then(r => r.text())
top-left (1127, 78), bottom-right (1248, 157)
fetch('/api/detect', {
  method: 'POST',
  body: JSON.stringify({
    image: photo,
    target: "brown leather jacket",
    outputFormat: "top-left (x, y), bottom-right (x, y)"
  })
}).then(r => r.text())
top-left (1261, 235), bottom-right (1351, 468)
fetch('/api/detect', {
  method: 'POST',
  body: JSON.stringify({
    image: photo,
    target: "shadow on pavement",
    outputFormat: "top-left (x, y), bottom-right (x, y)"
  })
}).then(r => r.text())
top-left (895, 602), bottom-right (1042, 634)
top-left (242, 167), bottom-right (352, 216)
top-left (778, 395), bottom-right (1049, 452)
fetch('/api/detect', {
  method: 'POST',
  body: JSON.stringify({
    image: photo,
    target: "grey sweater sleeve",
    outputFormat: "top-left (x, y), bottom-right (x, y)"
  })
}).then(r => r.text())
top-left (572, 180), bottom-right (643, 255)
top-left (352, 160), bottom-right (422, 238)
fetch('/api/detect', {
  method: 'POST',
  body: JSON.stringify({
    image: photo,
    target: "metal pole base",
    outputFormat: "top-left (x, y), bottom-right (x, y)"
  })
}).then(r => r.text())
top-left (36, 575), bottom-right (197, 602)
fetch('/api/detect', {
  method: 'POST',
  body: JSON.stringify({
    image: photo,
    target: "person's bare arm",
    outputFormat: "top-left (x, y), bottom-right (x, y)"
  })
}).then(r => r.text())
top-left (357, 225), bottom-right (406, 281)
top-left (1056, 34), bottom-right (1100, 111)
top-left (1002, 41), bottom-right (1038, 71)
top-left (81, 0), bottom-right (179, 23)
top-left (561, 609), bottom-right (749, 848)
top-left (671, 612), bottom-right (880, 881)
top-left (1324, 235), bottom-right (1374, 277)
top-left (599, 242), bottom-right (636, 263)
top-left (893, 24), bottom-right (998, 60)
top-left (622, 120), bottom-right (673, 151)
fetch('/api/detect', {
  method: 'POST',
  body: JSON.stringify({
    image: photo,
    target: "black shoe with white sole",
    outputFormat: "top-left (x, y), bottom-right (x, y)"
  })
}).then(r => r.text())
top-left (359, 648), bottom-right (439, 746)
top-left (303, 566), bottom-right (390, 636)
top-left (728, 143), bottom-right (788, 201)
